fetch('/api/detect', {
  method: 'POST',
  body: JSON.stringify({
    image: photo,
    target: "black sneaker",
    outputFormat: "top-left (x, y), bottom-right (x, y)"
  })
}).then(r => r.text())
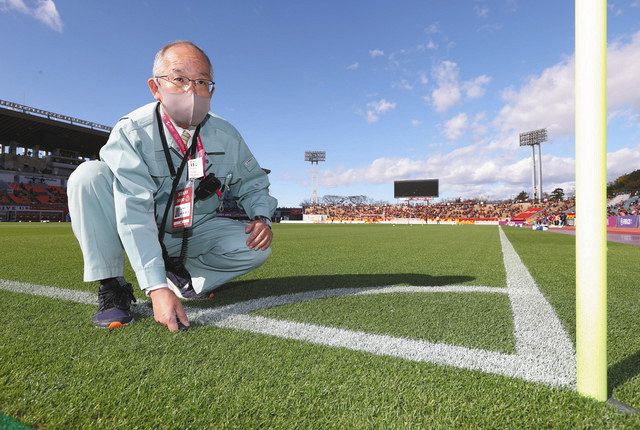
top-left (92, 278), bottom-right (137, 328)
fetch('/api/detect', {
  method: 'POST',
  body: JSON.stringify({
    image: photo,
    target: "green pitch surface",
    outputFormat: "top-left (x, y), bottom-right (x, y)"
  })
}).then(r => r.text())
top-left (1, 223), bottom-right (639, 429)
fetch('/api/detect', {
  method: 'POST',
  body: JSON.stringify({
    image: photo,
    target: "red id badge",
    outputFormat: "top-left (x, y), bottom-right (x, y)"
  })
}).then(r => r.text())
top-left (172, 186), bottom-right (194, 229)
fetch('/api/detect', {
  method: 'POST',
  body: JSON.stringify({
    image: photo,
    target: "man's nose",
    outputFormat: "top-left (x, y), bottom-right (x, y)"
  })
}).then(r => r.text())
top-left (184, 81), bottom-right (196, 93)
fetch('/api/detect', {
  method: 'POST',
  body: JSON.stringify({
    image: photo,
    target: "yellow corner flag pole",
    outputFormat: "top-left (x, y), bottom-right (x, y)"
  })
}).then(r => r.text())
top-left (575, 0), bottom-right (608, 401)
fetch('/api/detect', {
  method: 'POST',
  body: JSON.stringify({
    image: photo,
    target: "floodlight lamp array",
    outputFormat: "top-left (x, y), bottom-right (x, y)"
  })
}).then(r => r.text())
top-left (519, 128), bottom-right (548, 146)
top-left (304, 151), bottom-right (326, 162)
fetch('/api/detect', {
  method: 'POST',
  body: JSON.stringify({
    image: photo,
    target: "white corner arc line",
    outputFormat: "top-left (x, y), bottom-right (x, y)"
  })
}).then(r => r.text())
top-left (0, 226), bottom-right (576, 388)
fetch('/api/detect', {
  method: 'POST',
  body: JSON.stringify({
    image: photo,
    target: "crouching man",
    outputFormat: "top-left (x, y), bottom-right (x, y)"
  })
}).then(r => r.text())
top-left (67, 40), bottom-right (277, 332)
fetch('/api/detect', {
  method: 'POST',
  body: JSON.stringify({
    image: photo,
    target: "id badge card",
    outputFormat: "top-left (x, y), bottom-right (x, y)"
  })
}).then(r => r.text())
top-left (172, 185), bottom-right (194, 229)
top-left (188, 156), bottom-right (205, 180)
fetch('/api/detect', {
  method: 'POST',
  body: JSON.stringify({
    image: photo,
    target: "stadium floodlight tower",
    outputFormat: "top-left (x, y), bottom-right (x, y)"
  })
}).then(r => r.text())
top-left (304, 150), bottom-right (326, 205)
top-left (519, 128), bottom-right (548, 202)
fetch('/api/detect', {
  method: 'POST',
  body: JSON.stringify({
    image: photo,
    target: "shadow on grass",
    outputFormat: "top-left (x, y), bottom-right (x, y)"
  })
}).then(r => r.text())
top-left (192, 273), bottom-right (476, 307)
top-left (609, 349), bottom-right (640, 396)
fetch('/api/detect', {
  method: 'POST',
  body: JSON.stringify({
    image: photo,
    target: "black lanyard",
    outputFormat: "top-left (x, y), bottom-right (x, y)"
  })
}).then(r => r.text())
top-left (155, 102), bottom-right (203, 179)
top-left (155, 103), bottom-right (201, 258)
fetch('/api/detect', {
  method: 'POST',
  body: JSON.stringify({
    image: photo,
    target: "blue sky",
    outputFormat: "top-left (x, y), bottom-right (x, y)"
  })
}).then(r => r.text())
top-left (1, 1), bottom-right (640, 207)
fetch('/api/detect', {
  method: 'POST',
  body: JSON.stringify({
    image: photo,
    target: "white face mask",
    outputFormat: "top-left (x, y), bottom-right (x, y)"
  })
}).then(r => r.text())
top-left (158, 87), bottom-right (210, 127)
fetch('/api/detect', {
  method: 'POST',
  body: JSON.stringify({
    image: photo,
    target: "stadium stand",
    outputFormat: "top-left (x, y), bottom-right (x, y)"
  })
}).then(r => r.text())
top-left (608, 191), bottom-right (640, 216)
top-left (0, 99), bottom-right (108, 222)
top-left (2, 98), bottom-right (638, 226)
top-left (512, 207), bottom-right (544, 222)
top-left (304, 199), bottom-right (576, 224)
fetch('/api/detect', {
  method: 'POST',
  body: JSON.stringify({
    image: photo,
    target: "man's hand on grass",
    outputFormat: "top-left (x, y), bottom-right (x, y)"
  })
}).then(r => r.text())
top-left (149, 288), bottom-right (189, 332)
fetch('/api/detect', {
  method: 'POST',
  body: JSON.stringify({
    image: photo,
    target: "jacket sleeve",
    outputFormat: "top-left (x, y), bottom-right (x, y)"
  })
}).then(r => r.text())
top-left (99, 120), bottom-right (166, 290)
top-left (229, 134), bottom-right (278, 220)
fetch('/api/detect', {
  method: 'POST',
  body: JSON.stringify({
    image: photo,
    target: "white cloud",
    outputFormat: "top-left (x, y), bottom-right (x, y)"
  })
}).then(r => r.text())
top-left (322, 157), bottom-right (425, 187)
top-left (0, 0), bottom-right (63, 31)
top-left (431, 61), bottom-right (462, 112)
top-left (425, 22), bottom-right (439, 34)
top-left (1, 0), bottom-right (29, 13)
top-left (474, 4), bottom-right (489, 17)
top-left (607, 145), bottom-right (640, 180)
top-left (433, 60), bottom-right (458, 83)
top-left (494, 59), bottom-right (573, 137)
top-left (443, 113), bottom-right (468, 140)
top-left (463, 75), bottom-right (491, 98)
top-left (328, 31), bottom-right (640, 200)
top-left (608, 3), bottom-right (623, 16)
top-left (432, 85), bottom-right (461, 112)
top-left (364, 99), bottom-right (397, 123)
top-left (419, 72), bottom-right (429, 86)
top-left (609, 108), bottom-right (640, 125)
top-left (320, 150), bottom-right (578, 200)
top-left (471, 112), bottom-right (488, 136)
top-left (430, 61), bottom-right (491, 112)
top-left (417, 40), bottom-right (438, 51)
top-left (34, 0), bottom-right (62, 31)
top-left (321, 137), bottom-right (640, 200)
top-left (495, 31), bottom-right (640, 143)
top-left (369, 49), bottom-right (384, 58)
top-left (411, 119), bottom-right (421, 127)
top-left (346, 62), bottom-right (359, 71)
top-left (608, 32), bottom-right (640, 110)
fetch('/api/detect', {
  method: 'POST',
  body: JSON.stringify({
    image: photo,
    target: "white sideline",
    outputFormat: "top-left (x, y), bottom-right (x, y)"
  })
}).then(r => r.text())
top-left (0, 226), bottom-right (576, 388)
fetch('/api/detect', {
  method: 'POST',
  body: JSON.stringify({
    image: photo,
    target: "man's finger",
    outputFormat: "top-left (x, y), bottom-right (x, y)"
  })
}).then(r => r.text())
top-left (165, 314), bottom-right (179, 333)
top-left (176, 304), bottom-right (190, 327)
top-left (245, 221), bottom-right (256, 234)
top-left (248, 228), bottom-right (267, 248)
top-left (247, 228), bottom-right (261, 244)
top-left (254, 231), bottom-right (272, 250)
top-left (246, 225), bottom-right (263, 247)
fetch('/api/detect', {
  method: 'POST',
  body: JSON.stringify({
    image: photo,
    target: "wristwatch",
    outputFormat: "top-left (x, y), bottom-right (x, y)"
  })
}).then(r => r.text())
top-left (254, 216), bottom-right (272, 229)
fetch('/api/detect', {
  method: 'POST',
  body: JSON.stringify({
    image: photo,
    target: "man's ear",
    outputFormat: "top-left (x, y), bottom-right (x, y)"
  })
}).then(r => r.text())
top-left (148, 78), bottom-right (161, 101)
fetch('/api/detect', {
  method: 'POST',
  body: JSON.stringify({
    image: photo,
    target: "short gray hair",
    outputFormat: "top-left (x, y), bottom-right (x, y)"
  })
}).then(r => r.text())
top-left (152, 40), bottom-right (213, 78)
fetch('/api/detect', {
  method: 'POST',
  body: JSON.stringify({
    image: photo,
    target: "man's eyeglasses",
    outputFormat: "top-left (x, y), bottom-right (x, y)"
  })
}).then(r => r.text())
top-left (155, 75), bottom-right (215, 94)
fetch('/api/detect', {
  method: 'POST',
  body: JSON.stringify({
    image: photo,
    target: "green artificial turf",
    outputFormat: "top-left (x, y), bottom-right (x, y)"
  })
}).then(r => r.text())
top-left (503, 226), bottom-right (640, 409)
top-left (1, 223), bottom-right (640, 429)
top-left (254, 292), bottom-right (516, 353)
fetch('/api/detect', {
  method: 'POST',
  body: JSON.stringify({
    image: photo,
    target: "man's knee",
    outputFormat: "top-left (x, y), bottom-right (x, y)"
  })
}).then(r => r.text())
top-left (68, 160), bottom-right (112, 195)
top-left (248, 246), bottom-right (272, 269)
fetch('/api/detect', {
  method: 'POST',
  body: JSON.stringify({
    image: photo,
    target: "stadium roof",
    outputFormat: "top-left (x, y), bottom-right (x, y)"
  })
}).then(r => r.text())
top-left (0, 99), bottom-right (110, 156)
top-left (0, 100), bottom-right (273, 173)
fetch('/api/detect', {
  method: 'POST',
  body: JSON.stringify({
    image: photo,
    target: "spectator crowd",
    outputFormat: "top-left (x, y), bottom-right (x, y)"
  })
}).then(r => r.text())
top-left (305, 198), bottom-right (577, 223)
top-left (607, 191), bottom-right (640, 216)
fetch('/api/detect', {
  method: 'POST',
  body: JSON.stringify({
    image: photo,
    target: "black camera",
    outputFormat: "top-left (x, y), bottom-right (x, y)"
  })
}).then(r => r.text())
top-left (195, 175), bottom-right (222, 201)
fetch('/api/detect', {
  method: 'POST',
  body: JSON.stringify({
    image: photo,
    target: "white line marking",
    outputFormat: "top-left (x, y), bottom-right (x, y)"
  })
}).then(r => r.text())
top-left (498, 227), bottom-right (576, 387)
top-left (0, 278), bottom-right (96, 305)
top-left (0, 226), bottom-right (576, 388)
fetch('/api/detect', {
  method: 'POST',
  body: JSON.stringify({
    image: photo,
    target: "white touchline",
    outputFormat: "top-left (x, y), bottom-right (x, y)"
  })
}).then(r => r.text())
top-left (0, 226), bottom-right (576, 388)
